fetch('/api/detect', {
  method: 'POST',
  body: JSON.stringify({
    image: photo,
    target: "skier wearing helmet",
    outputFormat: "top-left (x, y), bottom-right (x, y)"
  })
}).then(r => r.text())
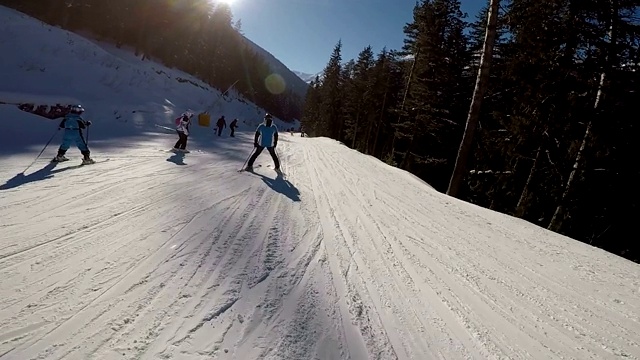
top-left (52, 105), bottom-right (94, 164)
top-left (245, 113), bottom-right (280, 171)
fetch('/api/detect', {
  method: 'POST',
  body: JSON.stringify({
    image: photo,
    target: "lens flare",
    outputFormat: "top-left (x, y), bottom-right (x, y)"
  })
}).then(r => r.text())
top-left (264, 73), bottom-right (286, 95)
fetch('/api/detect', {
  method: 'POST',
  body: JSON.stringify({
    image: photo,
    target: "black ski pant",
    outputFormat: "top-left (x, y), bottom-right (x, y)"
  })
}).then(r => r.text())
top-left (247, 146), bottom-right (279, 169)
top-left (217, 126), bottom-right (224, 136)
top-left (174, 131), bottom-right (188, 149)
top-left (230, 127), bottom-right (235, 137)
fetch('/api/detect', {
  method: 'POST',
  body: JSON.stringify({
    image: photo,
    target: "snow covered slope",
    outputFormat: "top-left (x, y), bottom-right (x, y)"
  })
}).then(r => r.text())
top-left (1, 5), bottom-right (639, 360)
top-left (1, 107), bottom-right (639, 359)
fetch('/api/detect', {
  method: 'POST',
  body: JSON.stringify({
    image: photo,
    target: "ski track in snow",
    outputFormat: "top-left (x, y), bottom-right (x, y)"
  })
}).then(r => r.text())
top-left (1, 135), bottom-right (639, 360)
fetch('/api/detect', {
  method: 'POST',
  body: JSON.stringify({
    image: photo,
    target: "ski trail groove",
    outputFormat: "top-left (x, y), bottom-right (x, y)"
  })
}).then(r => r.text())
top-left (20, 207), bottom-right (203, 356)
top-left (304, 143), bottom-right (395, 359)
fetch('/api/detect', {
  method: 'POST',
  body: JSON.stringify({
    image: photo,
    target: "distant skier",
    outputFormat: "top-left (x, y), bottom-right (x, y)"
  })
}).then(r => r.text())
top-left (245, 113), bottom-right (280, 171)
top-left (52, 104), bottom-right (94, 164)
top-left (216, 115), bottom-right (226, 136)
top-left (174, 112), bottom-right (193, 152)
top-left (229, 118), bottom-right (238, 137)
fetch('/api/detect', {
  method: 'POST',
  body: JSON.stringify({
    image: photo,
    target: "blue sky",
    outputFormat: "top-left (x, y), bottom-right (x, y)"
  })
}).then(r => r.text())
top-left (229, 0), bottom-right (485, 75)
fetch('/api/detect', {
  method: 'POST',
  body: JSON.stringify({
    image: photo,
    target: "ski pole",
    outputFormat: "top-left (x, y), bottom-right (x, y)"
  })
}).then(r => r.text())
top-left (275, 147), bottom-right (282, 170)
top-left (240, 146), bottom-right (255, 171)
top-left (22, 127), bottom-right (59, 173)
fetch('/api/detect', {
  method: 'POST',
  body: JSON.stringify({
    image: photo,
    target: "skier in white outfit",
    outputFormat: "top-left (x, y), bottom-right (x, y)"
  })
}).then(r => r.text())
top-left (174, 112), bottom-right (193, 152)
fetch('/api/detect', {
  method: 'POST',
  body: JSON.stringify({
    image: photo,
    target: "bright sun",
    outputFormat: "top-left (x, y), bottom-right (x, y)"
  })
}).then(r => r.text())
top-left (216, 0), bottom-right (235, 5)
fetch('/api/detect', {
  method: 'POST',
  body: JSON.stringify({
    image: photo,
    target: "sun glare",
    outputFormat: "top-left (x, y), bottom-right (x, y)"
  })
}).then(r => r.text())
top-left (216, 0), bottom-right (236, 5)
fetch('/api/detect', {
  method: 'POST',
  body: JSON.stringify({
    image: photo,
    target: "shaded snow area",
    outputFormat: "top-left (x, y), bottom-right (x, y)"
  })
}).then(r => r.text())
top-left (1, 5), bottom-right (640, 360)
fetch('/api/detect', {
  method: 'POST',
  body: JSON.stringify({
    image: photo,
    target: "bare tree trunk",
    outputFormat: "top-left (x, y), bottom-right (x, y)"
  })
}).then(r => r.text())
top-left (400, 137), bottom-right (415, 170)
top-left (514, 146), bottom-right (542, 217)
top-left (135, 0), bottom-right (151, 59)
top-left (548, 121), bottom-right (593, 231)
top-left (336, 109), bottom-right (344, 141)
top-left (365, 114), bottom-right (376, 155)
top-left (548, 0), bottom-right (617, 232)
top-left (60, 0), bottom-right (76, 28)
top-left (359, 113), bottom-right (370, 153)
top-left (351, 112), bottom-right (360, 149)
top-left (391, 50), bottom-right (418, 160)
top-left (447, 0), bottom-right (500, 197)
top-left (370, 86), bottom-right (388, 155)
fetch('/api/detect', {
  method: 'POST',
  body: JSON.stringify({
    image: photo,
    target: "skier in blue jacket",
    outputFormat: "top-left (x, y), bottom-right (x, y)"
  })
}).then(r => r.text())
top-left (245, 113), bottom-right (280, 171)
top-left (52, 105), bottom-right (94, 164)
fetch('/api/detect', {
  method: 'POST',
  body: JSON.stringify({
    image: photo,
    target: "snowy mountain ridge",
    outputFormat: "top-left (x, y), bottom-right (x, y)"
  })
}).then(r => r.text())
top-left (1, 5), bottom-right (639, 360)
top-left (293, 70), bottom-right (322, 84)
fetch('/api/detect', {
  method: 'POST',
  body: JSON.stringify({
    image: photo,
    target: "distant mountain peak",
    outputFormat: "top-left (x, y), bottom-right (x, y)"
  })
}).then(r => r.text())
top-left (292, 70), bottom-right (322, 84)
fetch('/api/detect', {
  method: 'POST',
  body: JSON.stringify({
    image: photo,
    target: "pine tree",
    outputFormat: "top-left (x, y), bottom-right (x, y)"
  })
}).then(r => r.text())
top-left (398, 0), bottom-right (470, 188)
top-left (233, 19), bottom-right (243, 34)
top-left (343, 46), bottom-right (375, 150)
top-left (301, 78), bottom-right (323, 136)
top-left (317, 40), bottom-right (345, 139)
top-left (366, 48), bottom-right (404, 157)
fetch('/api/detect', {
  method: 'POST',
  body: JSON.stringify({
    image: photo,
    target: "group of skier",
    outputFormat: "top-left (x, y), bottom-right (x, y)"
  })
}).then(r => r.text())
top-left (173, 111), bottom-right (280, 171)
top-left (213, 116), bottom-right (239, 137)
top-left (49, 106), bottom-right (280, 172)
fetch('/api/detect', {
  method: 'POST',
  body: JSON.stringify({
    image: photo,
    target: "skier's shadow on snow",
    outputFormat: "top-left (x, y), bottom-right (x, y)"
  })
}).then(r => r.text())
top-left (166, 152), bottom-right (186, 166)
top-left (0, 162), bottom-right (82, 190)
top-left (249, 170), bottom-right (300, 202)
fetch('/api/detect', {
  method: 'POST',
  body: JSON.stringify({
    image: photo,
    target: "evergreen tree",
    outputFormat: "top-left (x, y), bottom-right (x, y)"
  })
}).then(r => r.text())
top-left (398, 0), bottom-right (470, 188)
top-left (343, 46), bottom-right (375, 151)
top-left (317, 40), bottom-right (345, 138)
top-left (301, 78), bottom-right (323, 136)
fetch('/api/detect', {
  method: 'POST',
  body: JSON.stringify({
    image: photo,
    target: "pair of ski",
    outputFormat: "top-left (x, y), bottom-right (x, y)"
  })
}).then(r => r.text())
top-left (238, 164), bottom-right (286, 178)
top-left (51, 158), bottom-right (107, 165)
top-left (165, 148), bottom-right (206, 154)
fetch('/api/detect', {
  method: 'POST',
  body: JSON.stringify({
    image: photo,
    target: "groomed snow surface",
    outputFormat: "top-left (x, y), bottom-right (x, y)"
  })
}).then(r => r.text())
top-left (1, 5), bottom-right (640, 360)
top-left (2, 109), bottom-right (639, 360)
